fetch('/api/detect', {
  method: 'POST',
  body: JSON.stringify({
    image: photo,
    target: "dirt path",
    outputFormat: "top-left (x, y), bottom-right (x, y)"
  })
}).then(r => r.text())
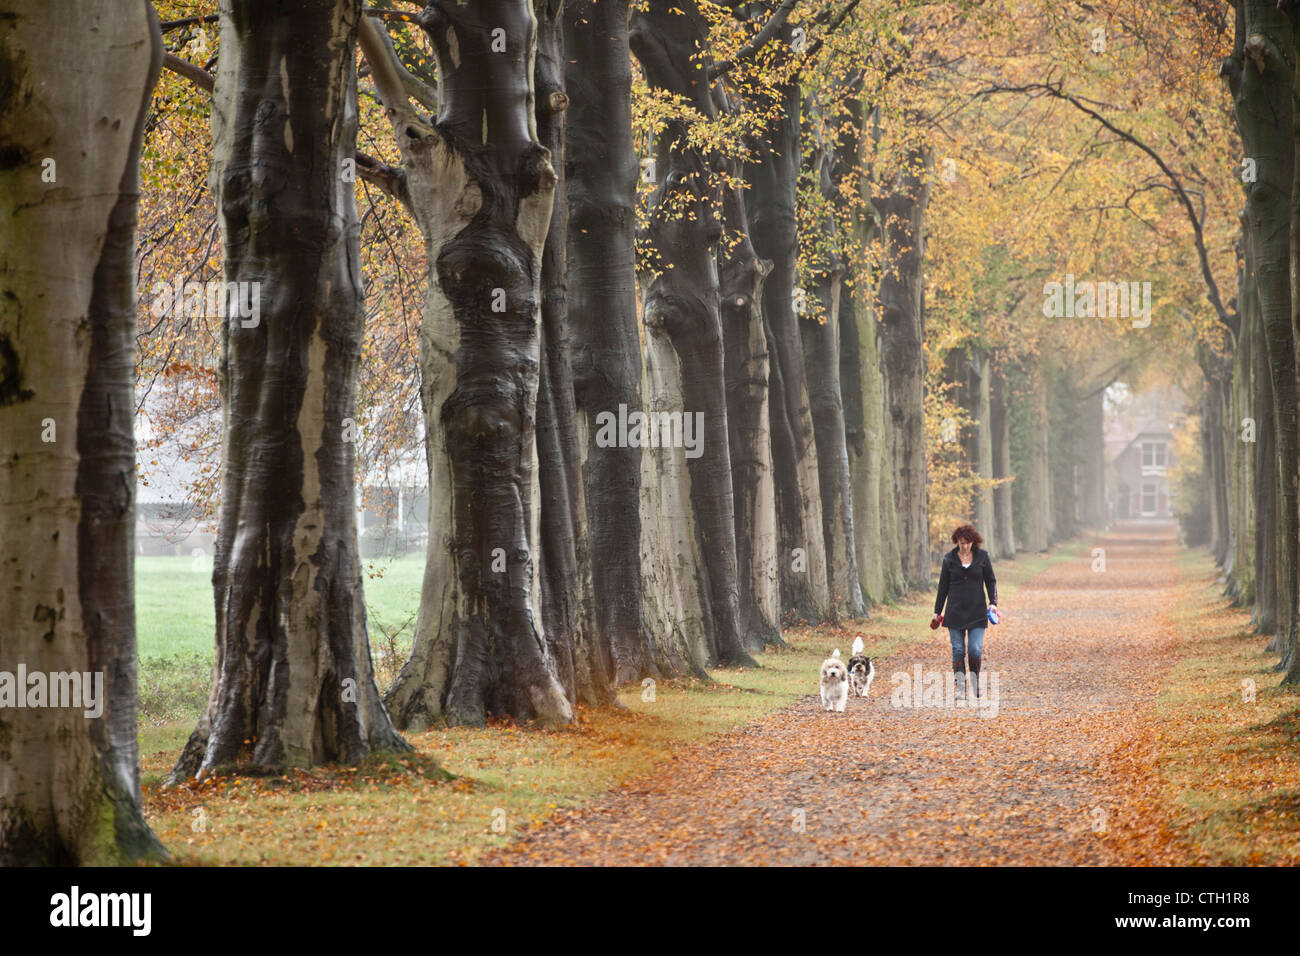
top-left (491, 522), bottom-right (1184, 865)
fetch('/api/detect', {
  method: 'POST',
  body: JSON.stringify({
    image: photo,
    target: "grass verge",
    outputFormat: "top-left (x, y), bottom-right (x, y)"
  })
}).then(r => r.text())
top-left (1141, 546), bottom-right (1300, 864)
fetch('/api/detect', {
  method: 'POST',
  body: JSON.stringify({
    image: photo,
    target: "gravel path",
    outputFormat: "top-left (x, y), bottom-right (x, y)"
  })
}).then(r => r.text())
top-left (490, 522), bottom-right (1182, 865)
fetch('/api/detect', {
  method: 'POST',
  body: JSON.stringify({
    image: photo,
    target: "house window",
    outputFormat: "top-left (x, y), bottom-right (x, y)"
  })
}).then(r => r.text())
top-left (1141, 481), bottom-right (1158, 516)
top-left (1141, 441), bottom-right (1167, 468)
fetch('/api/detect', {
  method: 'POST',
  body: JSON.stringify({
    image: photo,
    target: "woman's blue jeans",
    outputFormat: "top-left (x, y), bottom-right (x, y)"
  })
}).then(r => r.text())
top-left (948, 626), bottom-right (986, 673)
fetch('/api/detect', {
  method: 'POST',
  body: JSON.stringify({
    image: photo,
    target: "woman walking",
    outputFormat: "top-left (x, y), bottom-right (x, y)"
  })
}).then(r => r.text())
top-left (932, 524), bottom-right (998, 700)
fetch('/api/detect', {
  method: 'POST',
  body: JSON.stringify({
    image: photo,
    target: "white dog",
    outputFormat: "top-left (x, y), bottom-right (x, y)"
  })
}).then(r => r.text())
top-left (847, 636), bottom-right (875, 698)
top-left (819, 649), bottom-right (849, 713)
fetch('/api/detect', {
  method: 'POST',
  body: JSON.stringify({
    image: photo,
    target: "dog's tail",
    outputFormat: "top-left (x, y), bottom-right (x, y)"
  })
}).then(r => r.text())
top-left (851, 636), bottom-right (864, 657)
top-left (831, 648), bottom-right (841, 660)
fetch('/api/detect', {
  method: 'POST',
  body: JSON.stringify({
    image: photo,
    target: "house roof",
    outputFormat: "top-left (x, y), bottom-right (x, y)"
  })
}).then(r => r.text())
top-left (1107, 415), bottom-right (1172, 464)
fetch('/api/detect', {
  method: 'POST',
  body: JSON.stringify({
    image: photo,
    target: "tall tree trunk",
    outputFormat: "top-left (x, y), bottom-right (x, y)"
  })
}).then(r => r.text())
top-left (802, 114), bottom-right (865, 621)
top-left (1235, 0), bottom-right (1299, 674)
top-left (971, 349), bottom-right (996, 551)
top-left (1229, 284), bottom-right (1256, 604)
top-left (638, 339), bottom-right (712, 677)
top-left (1011, 361), bottom-right (1050, 552)
top-left (1047, 368), bottom-right (1077, 542)
top-left (630, 0), bottom-right (754, 668)
top-left (876, 145), bottom-right (932, 585)
top-left (533, 0), bottom-right (613, 707)
top-left (361, 3), bottom-right (572, 728)
top-left (172, 0), bottom-right (410, 778)
top-left (563, 0), bottom-right (655, 684)
top-left (1076, 387), bottom-right (1106, 530)
top-left (839, 96), bottom-right (903, 601)
top-left (843, 277), bottom-right (896, 603)
top-left (745, 53), bottom-right (830, 622)
top-left (1212, 365), bottom-right (1234, 570)
top-left (1254, 308), bottom-right (1278, 635)
top-left (719, 161), bottom-right (782, 649)
top-left (989, 360), bottom-right (1017, 556)
top-left (0, 0), bottom-right (166, 863)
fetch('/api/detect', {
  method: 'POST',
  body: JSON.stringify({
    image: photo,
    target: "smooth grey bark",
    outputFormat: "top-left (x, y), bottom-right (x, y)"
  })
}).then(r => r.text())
top-left (360, 3), bottom-right (572, 729)
top-left (989, 360), bottom-right (1017, 557)
top-left (1076, 387), bottom-right (1106, 530)
top-left (876, 145), bottom-right (932, 585)
top-left (743, 42), bottom-right (831, 622)
top-left (1012, 360), bottom-right (1050, 553)
top-left (172, 0), bottom-right (410, 779)
top-left (1047, 369), bottom-right (1078, 543)
top-left (0, 0), bottom-right (167, 863)
top-left (802, 113), bottom-right (865, 621)
top-left (533, 0), bottom-right (614, 707)
top-left (1250, 232), bottom-right (1277, 631)
top-left (719, 130), bottom-right (782, 650)
top-left (953, 346), bottom-right (996, 552)
top-left (1227, 257), bottom-right (1256, 605)
top-left (630, 0), bottom-right (754, 668)
top-left (836, 95), bottom-right (903, 603)
top-left (1234, 0), bottom-right (1299, 674)
top-left (563, 0), bottom-right (656, 684)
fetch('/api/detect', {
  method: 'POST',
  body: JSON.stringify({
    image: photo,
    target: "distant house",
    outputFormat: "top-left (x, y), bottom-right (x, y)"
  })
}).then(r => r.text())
top-left (1108, 419), bottom-right (1175, 519)
top-left (356, 454), bottom-right (429, 558)
top-left (135, 415), bottom-right (427, 559)
top-left (136, 416), bottom-right (216, 558)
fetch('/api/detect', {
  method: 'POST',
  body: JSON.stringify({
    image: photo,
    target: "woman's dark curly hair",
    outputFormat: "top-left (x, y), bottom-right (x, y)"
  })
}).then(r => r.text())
top-left (951, 524), bottom-right (983, 548)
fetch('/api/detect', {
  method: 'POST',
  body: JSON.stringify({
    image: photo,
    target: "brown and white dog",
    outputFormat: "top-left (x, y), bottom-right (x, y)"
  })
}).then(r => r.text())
top-left (820, 649), bottom-right (849, 712)
top-left (847, 636), bottom-right (875, 699)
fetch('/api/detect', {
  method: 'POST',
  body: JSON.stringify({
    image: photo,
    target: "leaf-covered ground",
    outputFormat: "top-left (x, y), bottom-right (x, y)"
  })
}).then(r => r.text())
top-left (488, 523), bottom-right (1300, 865)
top-left (139, 522), bottom-right (1300, 865)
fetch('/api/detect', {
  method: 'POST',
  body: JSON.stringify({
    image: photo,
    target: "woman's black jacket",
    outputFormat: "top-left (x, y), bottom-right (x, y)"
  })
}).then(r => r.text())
top-left (934, 547), bottom-right (997, 631)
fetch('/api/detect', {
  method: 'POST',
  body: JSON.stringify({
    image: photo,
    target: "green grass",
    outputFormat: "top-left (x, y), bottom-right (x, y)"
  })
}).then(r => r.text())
top-left (135, 556), bottom-right (218, 658)
top-left (136, 552), bottom-right (426, 658)
top-left (135, 553), bottom-right (427, 724)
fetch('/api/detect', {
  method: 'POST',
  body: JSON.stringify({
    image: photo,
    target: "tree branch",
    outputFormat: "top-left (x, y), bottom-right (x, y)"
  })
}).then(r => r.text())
top-left (979, 81), bottom-right (1238, 336)
top-left (357, 15), bottom-right (433, 130)
top-left (363, 13), bottom-right (438, 115)
top-left (161, 53), bottom-right (409, 207)
top-left (709, 0), bottom-right (800, 80)
top-left (804, 0), bottom-right (861, 59)
top-left (162, 53), bottom-right (213, 92)
top-left (158, 14), bottom-right (219, 33)
top-left (355, 151), bottom-right (410, 206)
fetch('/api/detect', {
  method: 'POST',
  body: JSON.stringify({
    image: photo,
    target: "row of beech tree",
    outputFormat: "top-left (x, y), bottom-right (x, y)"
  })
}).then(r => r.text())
top-left (0, 0), bottom-right (1104, 864)
top-left (1193, 0), bottom-right (1300, 683)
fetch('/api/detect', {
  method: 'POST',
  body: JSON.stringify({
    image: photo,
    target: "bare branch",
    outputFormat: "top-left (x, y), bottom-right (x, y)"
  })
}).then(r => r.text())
top-left (161, 50), bottom-right (410, 210)
top-left (357, 15), bottom-right (432, 130)
top-left (162, 53), bottom-right (214, 92)
top-left (365, 13), bottom-right (438, 115)
top-left (158, 13), bottom-right (219, 33)
top-left (356, 151), bottom-right (411, 207)
top-left (979, 81), bottom-right (1238, 336)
